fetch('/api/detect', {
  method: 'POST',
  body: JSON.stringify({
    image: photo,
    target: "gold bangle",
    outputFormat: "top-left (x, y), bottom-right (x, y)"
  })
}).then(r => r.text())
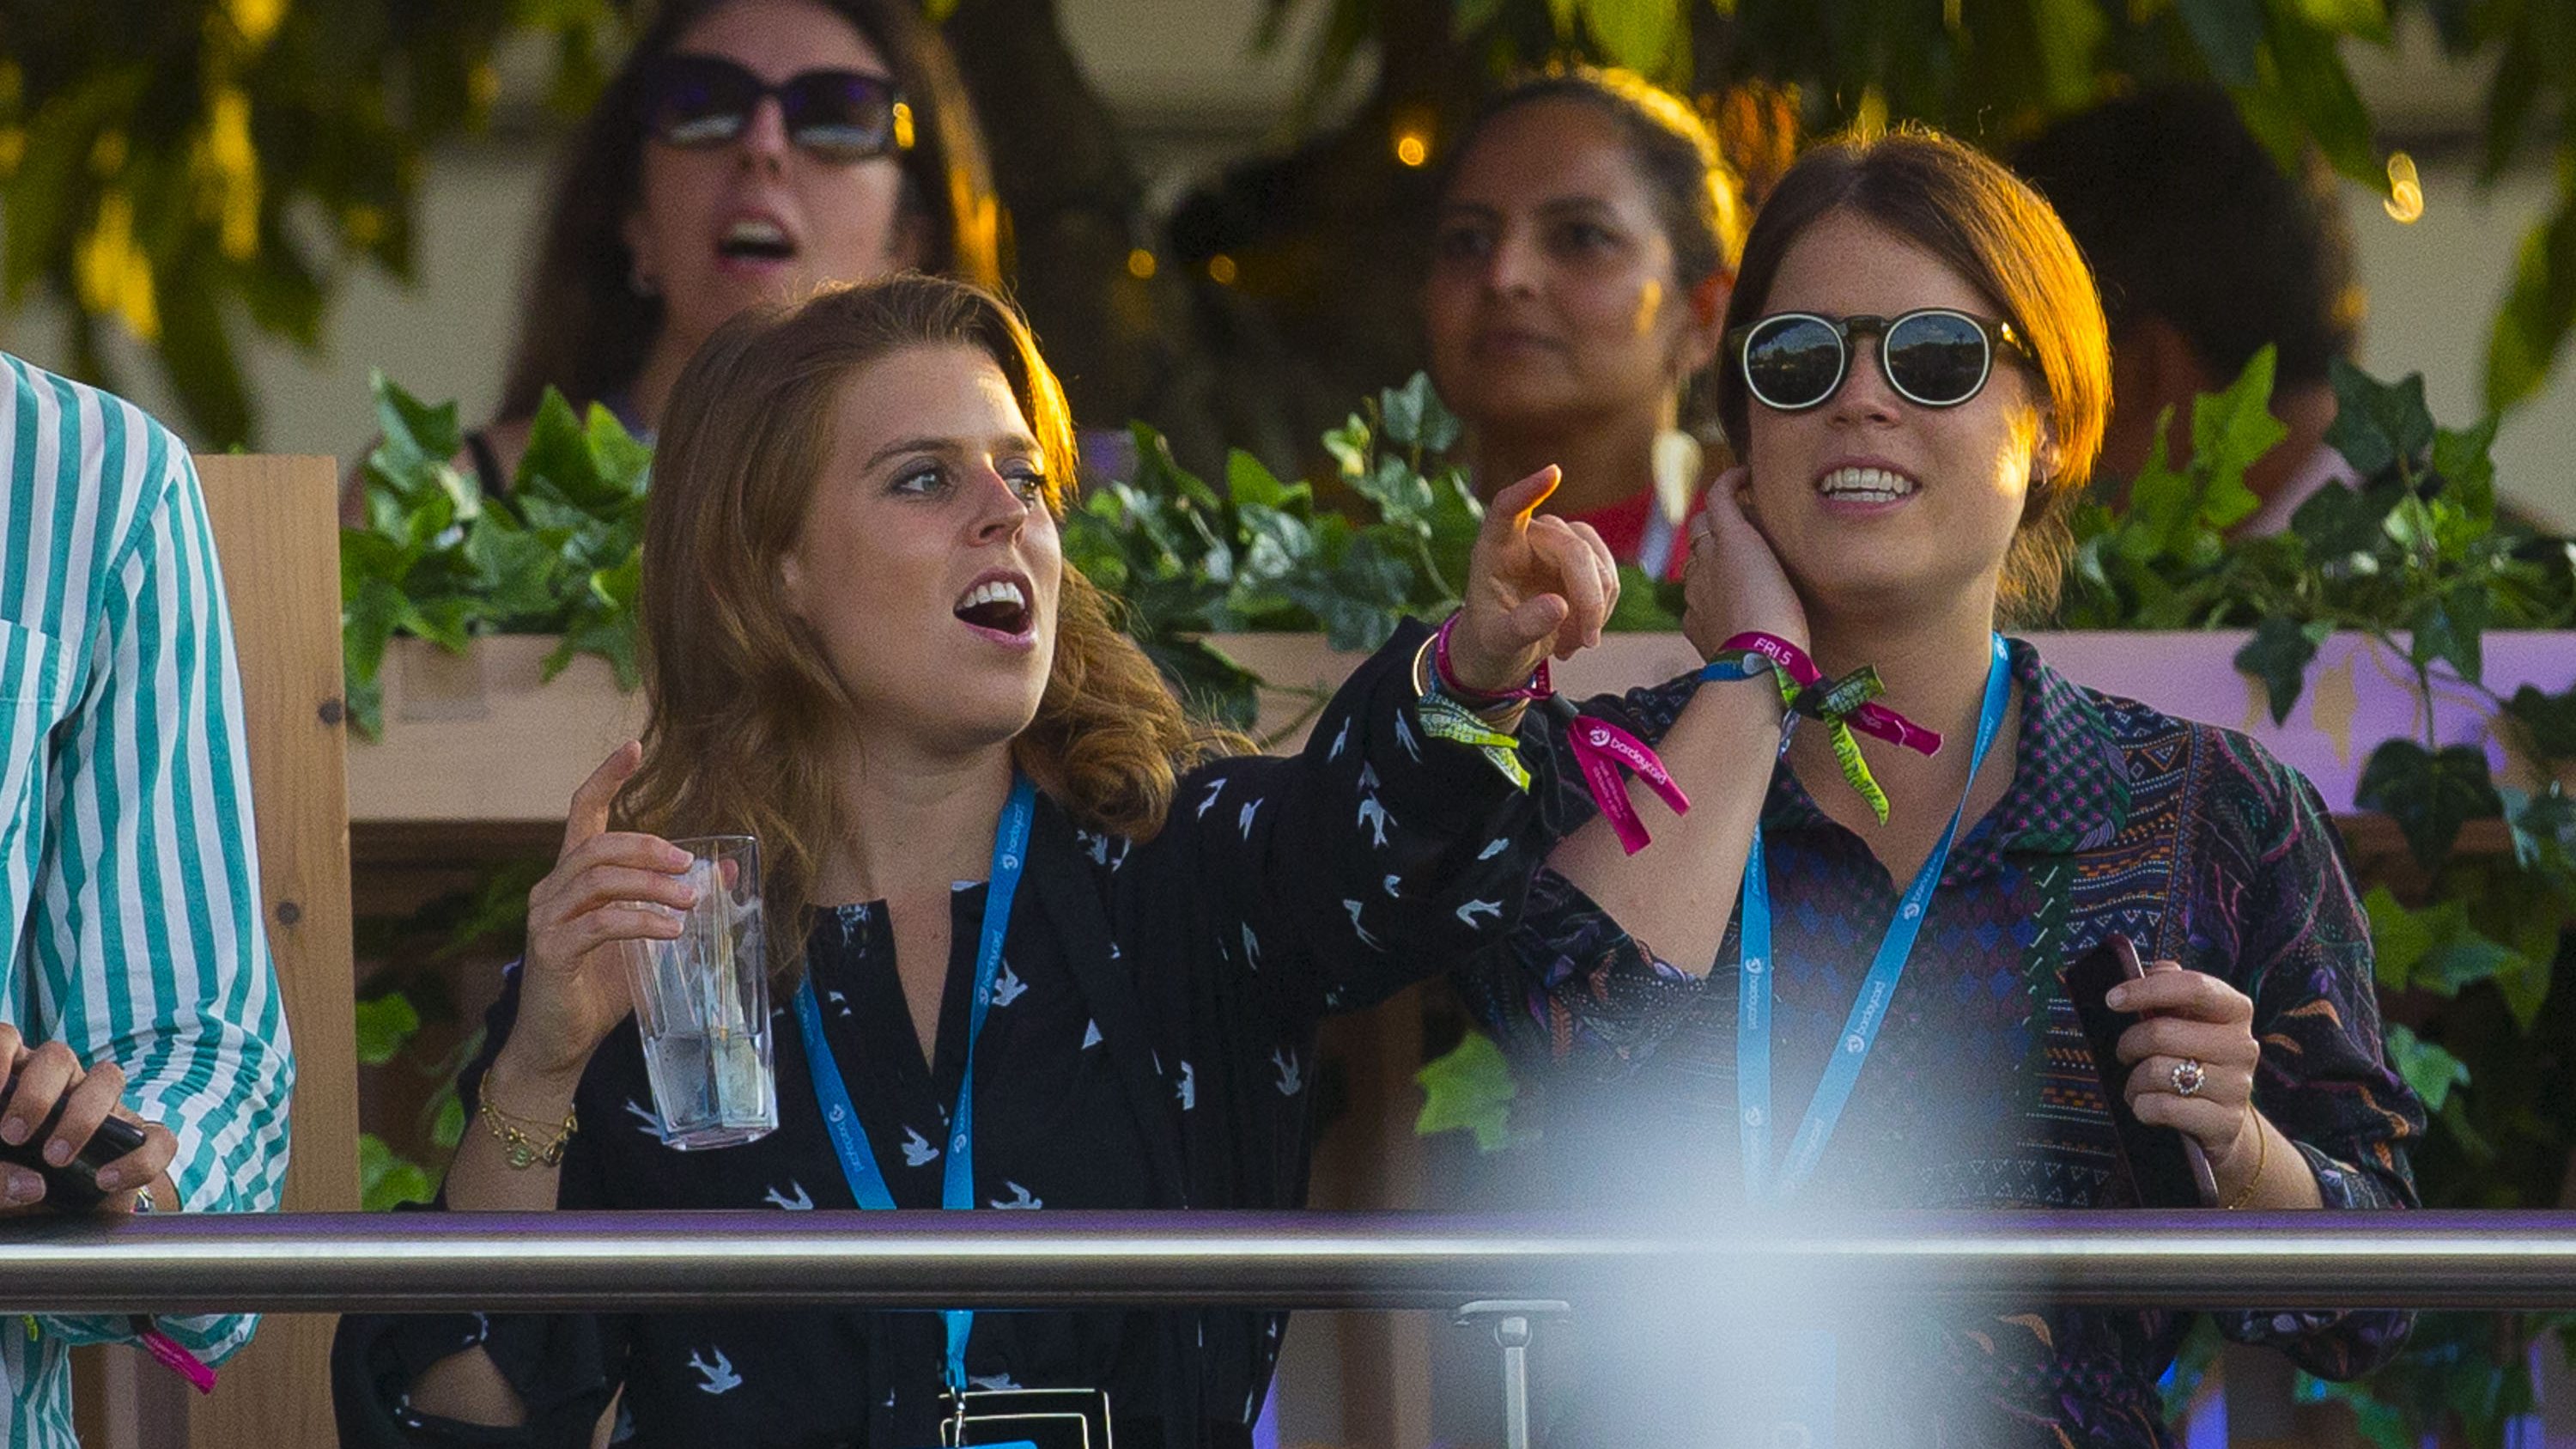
top-left (478, 1080), bottom-right (578, 1170)
top-left (2222, 1104), bottom-right (2269, 1210)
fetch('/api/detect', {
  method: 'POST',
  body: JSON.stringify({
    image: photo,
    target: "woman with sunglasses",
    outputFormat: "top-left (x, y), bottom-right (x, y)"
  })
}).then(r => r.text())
top-left (435, 0), bottom-right (996, 497)
top-left (331, 274), bottom-right (1669, 1448)
top-left (1465, 128), bottom-right (2422, 1446)
top-left (1425, 67), bottom-right (1748, 581)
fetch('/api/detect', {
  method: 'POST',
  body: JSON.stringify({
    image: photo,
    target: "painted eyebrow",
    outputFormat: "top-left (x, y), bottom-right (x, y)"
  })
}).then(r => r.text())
top-left (863, 435), bottom-right (1046, 472)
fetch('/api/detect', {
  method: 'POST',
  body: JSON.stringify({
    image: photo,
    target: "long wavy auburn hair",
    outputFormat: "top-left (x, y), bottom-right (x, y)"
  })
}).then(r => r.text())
top-left (619, 274), bottom-right (1242, 980)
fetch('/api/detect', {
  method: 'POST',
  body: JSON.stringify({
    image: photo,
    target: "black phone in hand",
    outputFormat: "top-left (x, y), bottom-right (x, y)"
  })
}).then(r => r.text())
top-left (0, 1068), bottom-right (149, 1212)
top-left (2064, 934), bottom-right (2220, 1209)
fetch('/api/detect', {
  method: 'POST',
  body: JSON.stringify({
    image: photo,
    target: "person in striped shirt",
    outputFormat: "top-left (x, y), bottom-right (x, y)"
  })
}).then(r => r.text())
top-left (0, 353), bottom-right (296, 1446)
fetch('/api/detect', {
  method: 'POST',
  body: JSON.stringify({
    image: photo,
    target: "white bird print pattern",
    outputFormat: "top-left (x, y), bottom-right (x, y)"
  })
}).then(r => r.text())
top-left (1455, 898), bottom-right (1503, 928)
top-left (688, 1346), bottom-right (743, 1395)
top-left (825, 989), bottom-right (852, 1019)
top-left (1082, 1018), bottom-right (1103, 1050)
top-left (990, 1181), bottom-right (1042, 1209)
top-left (1328, 717), bottom-right (1351, 761)
top-left (1394, 709), bottom-right (1422, 762)
top-left (1198, 778), bottom-right (1225, 819)
top-left (1238, 796), bottom-right (1263, 839)
top-left (969, 1373), bottom-right (1024, 1392)
top-left (1357, 793), bottom-right (1392, 849)
top-left (900, 1126), bottom-right (941, 1167)
top-left (990, 961), bottom-right (1028, 1008)
top-left (1479, 837), bottom-right (1510, 861)
top-left (1271, 1047), bottom-right (1303, 1096)
top-left (1344, 899), bottom-right (1384, 950)
top-left (1382, 873), bottom-right (1402, 898)
top-left (762, 1181), bottom-right (814, 1211)
top-left (1176, 1060), bottom-right (1197, 1111)
top-left (1241, 922), bottom-right (1262, 972)
top-left (623, 1098), bottom-right (668, 1140)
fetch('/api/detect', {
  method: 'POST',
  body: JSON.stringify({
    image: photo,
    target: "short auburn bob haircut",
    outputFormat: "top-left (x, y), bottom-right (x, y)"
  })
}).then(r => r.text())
top-left (620, 274), bottom-right (1241, 980)
top-left (1716, 125), bottom-right (2111, 625)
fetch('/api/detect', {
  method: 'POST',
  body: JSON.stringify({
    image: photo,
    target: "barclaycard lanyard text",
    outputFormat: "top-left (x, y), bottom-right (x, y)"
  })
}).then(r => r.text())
top-left (1737, 636), bottom-right (2011, 1202)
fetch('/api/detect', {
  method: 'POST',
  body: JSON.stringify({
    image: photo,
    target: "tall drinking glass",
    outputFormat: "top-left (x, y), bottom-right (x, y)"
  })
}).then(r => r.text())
top-left (624, 834), bottom-right (777, 1149)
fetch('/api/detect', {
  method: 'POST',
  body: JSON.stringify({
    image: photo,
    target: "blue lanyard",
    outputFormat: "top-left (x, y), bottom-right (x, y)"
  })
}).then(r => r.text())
top-left (793, 774), bottom-right (1036, 1394)
top-left (1738, 636), bottom-right (2010, 1202)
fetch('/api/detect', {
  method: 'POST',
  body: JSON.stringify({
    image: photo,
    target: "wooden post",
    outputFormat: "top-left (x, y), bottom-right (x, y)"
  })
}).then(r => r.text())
top-left (184, 455), bottom-right (358, 1449)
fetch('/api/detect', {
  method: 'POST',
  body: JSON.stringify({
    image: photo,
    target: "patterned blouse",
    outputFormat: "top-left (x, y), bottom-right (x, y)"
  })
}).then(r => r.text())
top-left (332, 621), bottom-right (1564, 1449)
top-left (1467, 637), bottom-right (2425, 1448)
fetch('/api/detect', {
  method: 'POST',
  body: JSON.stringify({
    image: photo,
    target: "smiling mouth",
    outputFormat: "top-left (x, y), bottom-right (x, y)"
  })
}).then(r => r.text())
top-left (955, 577), bottom-right (1032, 636)
top-left (717, 218), bottom-right (796, 263)
top-left (1816, 466), bottom-right (1920, 503)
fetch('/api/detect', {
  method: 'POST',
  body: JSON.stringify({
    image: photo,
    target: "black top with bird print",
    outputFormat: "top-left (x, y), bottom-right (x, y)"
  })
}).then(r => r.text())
top-left (332, 620), bottom-right (1566, 1449)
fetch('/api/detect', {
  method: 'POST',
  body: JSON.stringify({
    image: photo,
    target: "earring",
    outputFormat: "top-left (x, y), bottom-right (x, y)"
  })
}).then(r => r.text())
top-left (1651, 429), bottom-right (1703, 528)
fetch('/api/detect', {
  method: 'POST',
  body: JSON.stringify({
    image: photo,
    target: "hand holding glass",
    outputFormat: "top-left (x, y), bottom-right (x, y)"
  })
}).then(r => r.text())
top-left (624, 835), bottom-right (778, 1149)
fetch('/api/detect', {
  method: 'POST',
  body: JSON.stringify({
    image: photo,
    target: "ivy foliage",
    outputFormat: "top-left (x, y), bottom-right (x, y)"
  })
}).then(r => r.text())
top-left (341, 373), bottom-right (650, 739)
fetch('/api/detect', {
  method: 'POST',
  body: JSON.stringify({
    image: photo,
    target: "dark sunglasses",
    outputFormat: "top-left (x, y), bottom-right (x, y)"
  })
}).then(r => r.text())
top-left (1729, 308), bottom-right (2035, 412)
top-left (640, 54), bottom-right (912, 162)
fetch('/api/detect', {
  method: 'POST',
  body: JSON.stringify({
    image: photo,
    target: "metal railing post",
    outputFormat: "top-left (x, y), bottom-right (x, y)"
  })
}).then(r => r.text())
top-left (1456, 1299), bottom-right (1569, 1449)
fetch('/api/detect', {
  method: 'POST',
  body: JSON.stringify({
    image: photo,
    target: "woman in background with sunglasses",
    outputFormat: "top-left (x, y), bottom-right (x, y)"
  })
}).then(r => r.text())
top-left (453, 0), bottom-right (994, 493)
top-left (1463, 127), bottom-right (2421, 1446)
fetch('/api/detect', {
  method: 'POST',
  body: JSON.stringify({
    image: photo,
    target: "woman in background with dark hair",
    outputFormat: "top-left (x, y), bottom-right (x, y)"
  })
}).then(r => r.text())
top-left (1424, 66), bottom-right (1749, 581)
top-left (386, 0), bottom-right (998, 501)
top-left (1471, 126), bottom-right (2422, 1446)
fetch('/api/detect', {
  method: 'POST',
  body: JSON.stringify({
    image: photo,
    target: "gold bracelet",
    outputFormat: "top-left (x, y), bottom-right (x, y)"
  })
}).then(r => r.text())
top-left (2222, 1104), bottom-right (2269, 1210)
top-left (478, 1080), bottom-right (578, 1170)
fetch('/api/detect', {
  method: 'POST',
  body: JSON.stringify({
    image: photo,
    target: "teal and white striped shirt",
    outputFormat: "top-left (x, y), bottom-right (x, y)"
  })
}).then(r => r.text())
top-left (0, 354), bottom-right (295, 1447)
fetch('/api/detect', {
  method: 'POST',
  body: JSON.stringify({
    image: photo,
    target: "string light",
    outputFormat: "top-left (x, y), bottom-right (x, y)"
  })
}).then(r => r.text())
top-left (2385, 151), bottom-right (2424, 224)
top-left (1127, 248), bottom-right (1156, 280)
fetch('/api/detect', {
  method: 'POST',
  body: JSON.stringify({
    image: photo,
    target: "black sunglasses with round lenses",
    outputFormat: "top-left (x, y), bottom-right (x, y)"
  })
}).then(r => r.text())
top-left (641, 55), bottom-right (911, 163)
top-left (1730, 308), bottom-right (2035, 412)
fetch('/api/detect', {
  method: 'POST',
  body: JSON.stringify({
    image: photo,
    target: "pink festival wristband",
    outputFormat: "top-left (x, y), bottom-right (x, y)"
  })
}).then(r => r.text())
top-left (133, 1318), bottom-right (218, 1395)
top-left (1713, 631), bottom-right (1944, 758)
top-left (1432, 614), bottom-right (1689, 854)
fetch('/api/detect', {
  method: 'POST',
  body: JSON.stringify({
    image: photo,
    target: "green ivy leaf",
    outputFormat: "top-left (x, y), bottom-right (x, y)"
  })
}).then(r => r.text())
top-left (1376, 372), bottom-right (1461, 454)
top-left (2287, 0), bottom-right (2390, 43)
top-left (1413, 1028), bottom-right (1521, 1153)
top-left (2354, 740), bottom-right (2503, 869)
top-left (359, 1131), bottom-right (437, 1212)
top-left (1580, 0), bottom-right (1683, 77)
top-left (1224, 448), bottom-right (1305, 511)
top-left (1606, 563), bottom-right (1683, 631)
top-left (2499, 782), bottom-right (2576, 874)
top-left (2382, 1024), bottom-right (2470, 1115)
top-left (2234, 614), bottom-right (2330, 724)
top-left (2429, 415), bottom-right (2500, 539)
top-left (2325, 359), bottom-right (2436, 480)
top-left (2189, 344), bottom-right (2286, 530)
top-left (2288, 470), bottom-right (2394, 558)
top-left (2482, 186), bottom-right (2576, 414)
top-left (2505, 683), bottom-right (2576, 758)
top-left (2361, 885), bottom-right (2431, 992)
top-left (2406, 581), bottom-right (2488, 683)
top-left (1323, 415), bottom-right (1370, 478)
top-left (353, 992), bottom-right (422, 1067)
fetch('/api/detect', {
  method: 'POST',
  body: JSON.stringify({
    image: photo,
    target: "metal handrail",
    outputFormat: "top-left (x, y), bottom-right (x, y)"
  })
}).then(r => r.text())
top-left (6, 1209), bottom-right (2575, 1315)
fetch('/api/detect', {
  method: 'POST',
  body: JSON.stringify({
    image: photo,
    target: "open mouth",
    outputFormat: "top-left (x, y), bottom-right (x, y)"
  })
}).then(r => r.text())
top-left (1815, 466), bottom-right (1920, 504)
top-left (716, 217), bottom-right (797, 264)
top-left (954, 575), bottom-right (1033, 637)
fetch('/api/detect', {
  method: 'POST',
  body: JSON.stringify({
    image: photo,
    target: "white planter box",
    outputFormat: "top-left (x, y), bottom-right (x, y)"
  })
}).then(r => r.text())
top-left (348, 630), bottom-right (2576, 825)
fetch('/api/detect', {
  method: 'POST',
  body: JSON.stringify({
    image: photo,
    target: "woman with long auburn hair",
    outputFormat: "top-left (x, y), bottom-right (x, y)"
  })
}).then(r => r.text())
top-left (330, 273), bottom-right (1747, 1448)
top-left (1467, 127), bottom-right (2421, 1445)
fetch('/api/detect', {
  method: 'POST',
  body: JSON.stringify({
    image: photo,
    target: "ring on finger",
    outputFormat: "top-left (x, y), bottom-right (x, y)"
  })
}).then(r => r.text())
top-left (2169, 1057), bottom-right (2207, 1097)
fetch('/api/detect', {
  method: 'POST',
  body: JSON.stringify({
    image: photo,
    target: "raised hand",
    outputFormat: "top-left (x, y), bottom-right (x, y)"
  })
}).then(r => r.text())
top-left (1446, 466), bottom-right (1622, 692)
top-left (491, 742), bottom-right (697, 1097)
top-left (1682, 466), bottom-right (1807, 662)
